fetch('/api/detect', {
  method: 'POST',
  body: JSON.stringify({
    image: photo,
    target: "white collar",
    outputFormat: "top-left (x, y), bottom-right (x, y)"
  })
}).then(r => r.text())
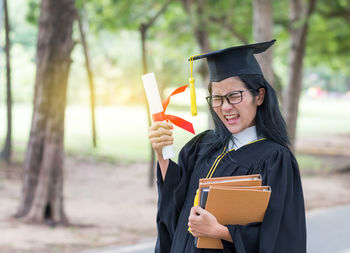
top-left (228, 126), bottom-right (259, 150)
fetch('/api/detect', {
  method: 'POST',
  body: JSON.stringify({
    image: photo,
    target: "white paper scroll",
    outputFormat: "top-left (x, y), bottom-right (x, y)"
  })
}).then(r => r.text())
top-left (142, 72), bottom-right (175, 160)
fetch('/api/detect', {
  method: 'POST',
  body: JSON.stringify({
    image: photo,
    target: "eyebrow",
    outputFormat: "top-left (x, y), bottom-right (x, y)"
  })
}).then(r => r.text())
top-left (212, 90), bottom-right (242, 96)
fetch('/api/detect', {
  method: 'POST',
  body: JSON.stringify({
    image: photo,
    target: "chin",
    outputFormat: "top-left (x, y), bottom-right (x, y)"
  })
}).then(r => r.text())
top-left (225, 125), bottom-right (243, 134)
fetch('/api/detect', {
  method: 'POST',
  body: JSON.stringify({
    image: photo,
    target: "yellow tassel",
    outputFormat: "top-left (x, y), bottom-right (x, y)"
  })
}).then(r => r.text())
top-left (189, 77), bottom-right (197, 116)
top-left (193, 188), bottom-right (199, 206)
top-left (189, 56), bottom-right (197, 117)
top-left (188, 189), bottom-right (199, 234)
top-left (188, 226), bottom-right (193, 234)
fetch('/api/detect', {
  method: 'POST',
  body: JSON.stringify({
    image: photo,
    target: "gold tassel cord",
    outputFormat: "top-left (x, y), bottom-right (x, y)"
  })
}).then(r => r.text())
top-left (189, 56), bottom-right (197, 116)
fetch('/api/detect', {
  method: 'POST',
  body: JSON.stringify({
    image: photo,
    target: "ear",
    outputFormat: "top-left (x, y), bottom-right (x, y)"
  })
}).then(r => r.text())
top-left (256, 88), bottom-right (265, 106)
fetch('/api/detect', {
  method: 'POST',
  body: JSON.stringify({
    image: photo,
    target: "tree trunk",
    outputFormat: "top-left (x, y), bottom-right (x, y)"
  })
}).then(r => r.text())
top-left (16, 0), bottom-right (76, 225)
top-left (77, 11), bottom-right (97, 148)
top-left (284, 0), bottom-right (316, 149)
top-left (252, 0), bottom-right (274, 86)
top-left (140, 24), bottom-right (156, 188)
top-left (139, 0), bottom-right (172, 187)
top-left (183, 0), bottom-right (211, 83)
top-left (194, 0), bottom-right (213, 129)
top-left (182, 0), bottom-right (213, 128)
top-left (0, 0), bottom-right (12, 163)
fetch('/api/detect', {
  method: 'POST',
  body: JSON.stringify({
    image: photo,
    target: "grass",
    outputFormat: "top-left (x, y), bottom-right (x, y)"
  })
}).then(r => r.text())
top-left (1, 97), bottom-right (350, 164)
top-left (0, 103), bottom-right (208, 164)
top-left (296, 97), bottom-right (350, 137)
top-left (296, 154), bottom-right (327, 174)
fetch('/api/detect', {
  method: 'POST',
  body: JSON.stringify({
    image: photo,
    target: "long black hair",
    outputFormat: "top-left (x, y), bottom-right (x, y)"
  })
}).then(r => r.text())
top-left (207, 74), bottom-right (290, 148)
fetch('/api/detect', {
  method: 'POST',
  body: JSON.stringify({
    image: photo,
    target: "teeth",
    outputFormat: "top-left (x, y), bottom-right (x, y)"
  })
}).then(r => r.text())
top-left (225, 115), bottom-right (238, 120)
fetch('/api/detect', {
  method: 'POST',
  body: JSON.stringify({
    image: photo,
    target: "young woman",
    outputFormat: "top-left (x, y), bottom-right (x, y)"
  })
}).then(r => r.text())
top-left (148, 40), bottom-right (306, 253)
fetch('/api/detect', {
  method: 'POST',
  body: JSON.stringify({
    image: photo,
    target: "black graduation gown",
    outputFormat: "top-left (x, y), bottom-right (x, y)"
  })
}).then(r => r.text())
top-left (155, 130), bottom-right (306, 253)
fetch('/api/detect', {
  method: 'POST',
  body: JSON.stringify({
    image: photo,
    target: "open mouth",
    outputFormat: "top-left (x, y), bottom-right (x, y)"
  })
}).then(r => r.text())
top-left (224, 114), bottom-right (239, 124)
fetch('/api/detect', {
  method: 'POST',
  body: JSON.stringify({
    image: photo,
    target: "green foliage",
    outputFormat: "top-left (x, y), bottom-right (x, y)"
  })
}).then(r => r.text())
top-left (77, 0), bottom-right (172, 32)
top-left (3, 0), bottom-right (350, 106)
top-left (306, 11), bottom-right (350, 75)
top-left (205, 0), bottom-right (253, 47)
top-left (26, 0), bottom-right (40, 25)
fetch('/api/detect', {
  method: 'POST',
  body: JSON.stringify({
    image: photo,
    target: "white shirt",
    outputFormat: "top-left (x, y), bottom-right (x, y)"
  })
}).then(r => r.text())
top-left (227, 126), bottom-right (259, 150)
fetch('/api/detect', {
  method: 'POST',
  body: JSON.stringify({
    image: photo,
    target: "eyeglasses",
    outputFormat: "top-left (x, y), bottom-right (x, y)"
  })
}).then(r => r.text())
top-left (206, 89), bottom-right (252, 108)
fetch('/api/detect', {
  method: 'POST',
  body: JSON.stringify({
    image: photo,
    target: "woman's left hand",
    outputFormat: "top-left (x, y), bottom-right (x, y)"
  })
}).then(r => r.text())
top-left (188, 206), bottom-right (225, 239)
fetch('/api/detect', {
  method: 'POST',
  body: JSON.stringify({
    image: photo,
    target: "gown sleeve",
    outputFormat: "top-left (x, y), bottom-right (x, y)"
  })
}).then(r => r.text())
top-left (222, 147), bottom-right (307, 253)
top-left (155, 134), bottom-right (202, 253)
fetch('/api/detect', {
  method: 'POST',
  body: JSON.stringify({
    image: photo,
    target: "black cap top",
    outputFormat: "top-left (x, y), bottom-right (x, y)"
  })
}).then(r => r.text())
top-left (188, 40), bottom-right (276, 82)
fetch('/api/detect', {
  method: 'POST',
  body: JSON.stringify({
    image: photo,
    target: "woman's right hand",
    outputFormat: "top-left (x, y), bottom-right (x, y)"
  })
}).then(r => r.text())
top-left (148, 121), bottom-right (174, 159)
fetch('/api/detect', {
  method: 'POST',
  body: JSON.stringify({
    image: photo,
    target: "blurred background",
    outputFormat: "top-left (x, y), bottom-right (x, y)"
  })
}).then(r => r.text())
top-left (0, 0), bottom-right (350, 252)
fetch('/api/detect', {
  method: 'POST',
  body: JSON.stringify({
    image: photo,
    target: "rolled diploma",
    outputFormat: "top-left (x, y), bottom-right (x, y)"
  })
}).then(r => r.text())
top-left (142, 72), bottom-right (175, 160)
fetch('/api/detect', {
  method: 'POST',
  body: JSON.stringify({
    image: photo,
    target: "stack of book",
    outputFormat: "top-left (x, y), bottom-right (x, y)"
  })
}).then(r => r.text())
top-left (196, 174), bottom-right (271, 249)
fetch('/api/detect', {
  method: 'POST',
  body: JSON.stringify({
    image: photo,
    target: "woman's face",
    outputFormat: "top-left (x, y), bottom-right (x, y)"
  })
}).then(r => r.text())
top-left (211, 77), bottom-right (264, 134)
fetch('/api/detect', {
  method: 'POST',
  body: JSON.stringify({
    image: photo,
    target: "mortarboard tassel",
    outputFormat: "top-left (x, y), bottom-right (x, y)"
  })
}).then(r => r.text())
top-left (189, 56), bottom-right (197, 116)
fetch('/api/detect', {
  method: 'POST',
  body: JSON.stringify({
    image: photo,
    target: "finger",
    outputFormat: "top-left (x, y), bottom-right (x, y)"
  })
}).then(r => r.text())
top-left (188, 207), bottom-right (200, 224)
top-left (193, 205), bottom-right (204, 215)
top-left (152, 141), bottom-right (174, 150)
top-left (158, 135), bottom-right (174, 142)
top-left (149, 126), bottom-right (172, 136)
top-left (148, 128), bottom-right (173, 139)
top-left (190, 206), bottom-right (200, 217)
top-left (151, 121), bottom-right (169, 130)
top-left (188, 208), bottom-right (195, 224)
top-left (160, 140), bottom-right (174, 146)
top-left (150, 135), bottom-right (174, 145)
top-left (149, 121), bottom-right (170, 131)
top-left (189, 226), bottom-right (203, 238)
top-left (150, 135), bottom-right (174, 146)
top-left (188, 222), bottom-right (197, 233)
top-left (190, 229), bottom-right (197, 237)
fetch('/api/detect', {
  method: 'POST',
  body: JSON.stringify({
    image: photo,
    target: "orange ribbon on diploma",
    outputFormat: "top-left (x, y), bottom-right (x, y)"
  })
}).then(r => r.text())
top-left (152, 85), bottom-right (195, 135)
top-left (142, 73), bottom-right (195, 160)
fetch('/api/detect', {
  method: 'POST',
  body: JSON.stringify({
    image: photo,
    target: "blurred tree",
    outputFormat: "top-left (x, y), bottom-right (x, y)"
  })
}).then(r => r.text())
top-left (283, 0), bottom-right (316, 149)
top-left (188, 0), bottom-right (251, 131)
top-left (139, 0), bottom-right (173, 187)
top-left (0, 0), bottom-right (12, 163)
top-left (76, 8), bottom-right (97, 148)
top-left (18, 0), bottom-right (349, 160)
top-left (272, 0), bottom-right (350, 148)
top-left (181, 0), bottom-right (211, 83)
top-left (179, 0), bottom-right (214, 127)
top-left (318, 0), bottom-right (350, 23)
top-left (16, 0), bottom-right (76, 225)
top-left (74, 0), bottom-right (186, 186)
top-left (252, 0), bottom-right (275, 86)
top-left (179, 0), bottom-right (252, 81)
top-left (307, 0), bottom-right (350, 78)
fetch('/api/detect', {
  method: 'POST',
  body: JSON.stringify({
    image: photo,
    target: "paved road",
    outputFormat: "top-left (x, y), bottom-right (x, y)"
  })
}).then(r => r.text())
top-left (307, 205), bottom-right (350, 253)
top-left (81, 205), bottom-right (350, 253)
top-left (80, 240), bottom-right (155, 253)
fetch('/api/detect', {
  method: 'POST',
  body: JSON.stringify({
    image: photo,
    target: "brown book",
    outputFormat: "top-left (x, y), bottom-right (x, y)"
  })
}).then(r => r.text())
top-left (196, 184), bottom-right (271, 249)
top-left (198, 174), bottom-right (262, 195)
top-left (207, 185), bottom-right (271, 191)
top-left (199, 174), bottom-right (262, 185)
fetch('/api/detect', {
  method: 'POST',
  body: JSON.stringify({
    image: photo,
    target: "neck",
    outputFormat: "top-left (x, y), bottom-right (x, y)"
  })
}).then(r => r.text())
top-left (228, 126), bottom-right (259, 150)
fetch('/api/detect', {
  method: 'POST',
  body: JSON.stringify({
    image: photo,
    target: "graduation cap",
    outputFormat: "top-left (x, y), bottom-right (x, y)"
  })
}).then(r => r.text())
top-left (187, 39), bottom-right (276, 116)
